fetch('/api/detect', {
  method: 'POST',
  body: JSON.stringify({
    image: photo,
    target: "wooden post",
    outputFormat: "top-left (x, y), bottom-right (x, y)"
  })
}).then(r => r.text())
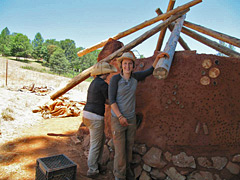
top-left (77, 0), bottom-right (202, 57)
top-left (155, 8), bottom-right (190, 51)
top-left (181, 26), bottom-right (240, 58)
top-left (183, 20), bottom-right (240, 48)
top-left (50, 10), bottom-right (188, 100)
top-left (153, 14), bottom-right (186, 79)
top-left (155, 0), bottom-right (176, 51)
top-left (5, 59), bottom-right (8, 86)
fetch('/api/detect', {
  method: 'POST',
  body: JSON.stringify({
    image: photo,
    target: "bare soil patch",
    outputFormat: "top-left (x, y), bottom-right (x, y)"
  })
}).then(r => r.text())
top-left (0, 57), bottom-right (112, 179)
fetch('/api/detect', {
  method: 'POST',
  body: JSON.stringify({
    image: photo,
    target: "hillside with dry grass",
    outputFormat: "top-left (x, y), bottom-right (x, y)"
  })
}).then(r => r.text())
top-left (0, 56), bottom-right (90, 141)
top-left (0, 57), bottom-right (101, 180)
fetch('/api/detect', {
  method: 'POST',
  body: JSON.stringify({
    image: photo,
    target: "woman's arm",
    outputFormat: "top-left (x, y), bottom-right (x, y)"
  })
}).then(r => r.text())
top-left (133, 52), bottom-right (170, 81)
top-left (111, 103), bottom-right (129, 127)
top-left (152, 52), bottom-right (170, 68)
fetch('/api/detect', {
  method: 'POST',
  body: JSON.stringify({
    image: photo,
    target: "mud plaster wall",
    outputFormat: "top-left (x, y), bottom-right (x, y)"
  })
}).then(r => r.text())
top-left (105, 50), bottom-right (240, 155)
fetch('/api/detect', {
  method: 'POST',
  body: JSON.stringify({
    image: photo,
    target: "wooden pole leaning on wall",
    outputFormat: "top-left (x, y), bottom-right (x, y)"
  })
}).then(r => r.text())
top-left (181, 26), bottom-right (240, 58)
top-left (153, 14), bottom-right (187, 79)
top-left (155, 0), bottom-right (176, 51)
top-left (155, 8), bottom-right (190, 51)
top-left (77, 0), bottom-right (202, 57)
top-left (183, 20), bottom-right (240, 48)
top-left (50, 10), bottom-right (188, 100)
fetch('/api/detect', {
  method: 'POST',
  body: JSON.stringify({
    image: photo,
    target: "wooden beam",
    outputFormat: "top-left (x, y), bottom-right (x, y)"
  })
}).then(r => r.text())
top-left (153, 14), bottom-right (187, 79)
top-left (155, 0), bottom-right (176, 51)
top-left (77, 0), bottom-right (202, 57)
top-left (183, 20), bottom-right (240, 48)
top-left (50, 9), bottom-right (188, 100)
top-left (155, 8), bottom-right (190, 50)
top-left (181, 26), bottom-right (240, 58)
top-left (101, 9), bottom-right (189, 61)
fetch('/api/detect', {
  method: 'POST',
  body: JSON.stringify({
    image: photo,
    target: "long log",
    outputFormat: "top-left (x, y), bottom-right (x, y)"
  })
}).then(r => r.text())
top-left (50, 10), bottom-right (189, 100)
top-left (153, 14), bottom-right (186, 79)
top-left (155, 8), bottom-right (190, 50)
top-left (155, 0), bottom-right (176, 51)
top-left (183, 20), bottom-right (240, 48)
top-left (77, 0), bottom-right (202, 57)
top-left (181, 26), bottom-right (240, 58)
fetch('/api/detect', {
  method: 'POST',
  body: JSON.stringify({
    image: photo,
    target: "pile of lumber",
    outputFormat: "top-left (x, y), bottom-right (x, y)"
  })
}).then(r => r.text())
top-left (32, 97), bottom-right (86, 119)
top-left (19, 84), bottom-right (53, 96)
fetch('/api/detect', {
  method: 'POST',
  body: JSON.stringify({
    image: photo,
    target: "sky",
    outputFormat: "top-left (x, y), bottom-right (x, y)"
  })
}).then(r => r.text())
top-left (0, 0), bottom-right (239, 57)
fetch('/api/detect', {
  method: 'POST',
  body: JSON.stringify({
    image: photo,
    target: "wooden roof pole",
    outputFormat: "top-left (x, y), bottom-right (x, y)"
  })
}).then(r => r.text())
top-left (155, 0), bottom-right (176, 51)
top-left (50, 10), bottom-right (188, 100)
top-left (183, 20), bottom-right (240, 48)
top-left (153, 14), bottom-right (187, 79)
top-left (155, 8), bottom-right (190, 50)
top-left (181, 26), bottom-right (240, 58)
top-left (77, 0), bottom-right (202, 57)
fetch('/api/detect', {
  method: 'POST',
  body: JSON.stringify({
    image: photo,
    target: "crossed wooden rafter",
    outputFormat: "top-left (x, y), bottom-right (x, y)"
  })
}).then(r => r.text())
top-left (50, 0), bottom-right (240, 100)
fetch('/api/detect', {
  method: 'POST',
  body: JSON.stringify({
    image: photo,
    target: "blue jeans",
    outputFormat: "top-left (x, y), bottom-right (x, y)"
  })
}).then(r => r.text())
top-left (83, 117), bottom-right (105, 173)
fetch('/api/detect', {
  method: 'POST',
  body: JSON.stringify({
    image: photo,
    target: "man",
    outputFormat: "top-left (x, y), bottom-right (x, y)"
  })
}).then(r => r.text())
top-left (82, 61), bottom-right (117, 178)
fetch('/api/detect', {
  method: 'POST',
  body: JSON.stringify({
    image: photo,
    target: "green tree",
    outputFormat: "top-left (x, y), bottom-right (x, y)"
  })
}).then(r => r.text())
top-left (77, 49), bottom-right (100, 72)
top-left (41, 44), bottom-right (59, 66)
top-left (10, 33), bottom-right (32, 57)
top-left (40, 46), bottom-right (48, 62)
top-left (60, 39), bottom-right (77, 64)
top-left (44, 39), bottom-right (60, 47)
top-left (42, 39), bottom-right (60, 65)
top-left (0, 27), bottom-right (11, 56)
top-left (1, 27), bottom-right (10, 36)
top-left (32, 32), bottom-right (44, 59)
top-left (49, 48), bottom-right (70, 74)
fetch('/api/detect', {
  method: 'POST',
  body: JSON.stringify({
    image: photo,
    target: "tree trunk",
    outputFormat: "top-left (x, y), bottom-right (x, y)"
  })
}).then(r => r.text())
top-left (77, 0), bottom-right (202, 57)
top-left (153, 14), bottom-right (186, 79)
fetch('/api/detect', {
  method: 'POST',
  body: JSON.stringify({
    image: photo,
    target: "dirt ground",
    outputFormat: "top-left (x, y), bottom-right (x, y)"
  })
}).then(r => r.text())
top-left (0, 57), bottom-right (113, 179)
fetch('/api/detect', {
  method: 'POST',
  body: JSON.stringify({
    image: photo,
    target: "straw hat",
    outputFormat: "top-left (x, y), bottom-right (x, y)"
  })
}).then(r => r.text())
top-left (117, 51), bottom-right (136, 68)
top-left (91, 62), bottom-right (117, 76)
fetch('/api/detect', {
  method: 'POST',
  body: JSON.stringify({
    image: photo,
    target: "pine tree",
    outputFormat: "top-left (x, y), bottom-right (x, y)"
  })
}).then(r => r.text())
top-left (32, 32), bottom-right (44, 59)
top-left (0, 27), bottom-right (11, 55)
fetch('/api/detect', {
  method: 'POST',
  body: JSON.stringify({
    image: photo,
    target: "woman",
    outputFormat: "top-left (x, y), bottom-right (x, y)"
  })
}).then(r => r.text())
top-left (83, 62), bottom-right (117, 178)
top-left (109, 51), bottom-right (169, 180)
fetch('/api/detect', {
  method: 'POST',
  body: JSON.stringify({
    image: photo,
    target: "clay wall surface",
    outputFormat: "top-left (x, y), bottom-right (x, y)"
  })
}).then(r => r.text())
top-left (105, 50), bottom-right (240, 155)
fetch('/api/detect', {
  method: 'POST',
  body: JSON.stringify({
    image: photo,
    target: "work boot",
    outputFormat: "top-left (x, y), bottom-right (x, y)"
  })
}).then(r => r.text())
top-left (126, 168), bottom-right (135, 180)
top-left (87, 170), bottom-right (99, 179)
top-left (115, 177), bottom-right (125, 180)
top-left (98, 163), bottom-right (107, 174)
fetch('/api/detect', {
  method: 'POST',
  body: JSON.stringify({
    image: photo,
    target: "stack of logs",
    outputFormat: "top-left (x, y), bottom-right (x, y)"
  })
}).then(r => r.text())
top-left (19, 84), bottom-right (53, 96)
top-left (32, 96), bottom-right (85, 119)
